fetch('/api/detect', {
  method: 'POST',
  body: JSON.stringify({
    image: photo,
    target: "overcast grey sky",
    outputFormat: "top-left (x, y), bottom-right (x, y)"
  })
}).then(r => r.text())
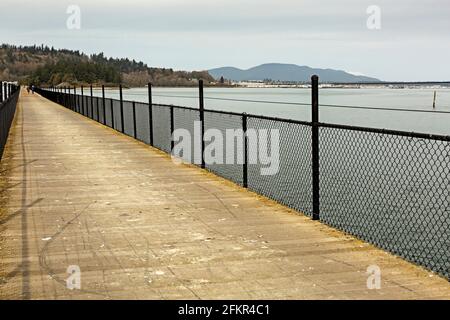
top-left (1, 0), bottom-right (449, 81)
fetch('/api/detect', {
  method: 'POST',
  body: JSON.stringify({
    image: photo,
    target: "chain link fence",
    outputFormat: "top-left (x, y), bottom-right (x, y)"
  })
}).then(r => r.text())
top-left (152, 104), bottom-right (172, 153)
top-left (320, 125), bottom-right (450, 278)
top-left (173, 106), bottom-right (201, 164)
top-left (36, 86), bottom-right (450, 280)
top-left (204, 110), bottom-right (244, 186)
top-left (0, 84), bottom-right (20, 161)
top-left (248, 116), bottom-right (313, 217)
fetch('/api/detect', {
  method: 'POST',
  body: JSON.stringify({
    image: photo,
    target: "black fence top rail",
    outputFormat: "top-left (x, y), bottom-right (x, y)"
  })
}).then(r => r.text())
top-left (68, 88), bottom-right (450, 114)
top-left (319, 122), bottom-right (450, 142)
top-left (157, 101), bottom-right (449, 141)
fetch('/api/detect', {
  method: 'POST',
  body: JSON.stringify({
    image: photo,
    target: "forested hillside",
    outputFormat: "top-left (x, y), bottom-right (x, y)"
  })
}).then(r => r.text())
top-left (0, 44), bottom-right (215, 87)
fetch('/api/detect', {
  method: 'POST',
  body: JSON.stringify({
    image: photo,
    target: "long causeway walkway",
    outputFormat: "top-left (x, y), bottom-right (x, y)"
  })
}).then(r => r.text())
top-left (1, 90), bottom-right (449, 299)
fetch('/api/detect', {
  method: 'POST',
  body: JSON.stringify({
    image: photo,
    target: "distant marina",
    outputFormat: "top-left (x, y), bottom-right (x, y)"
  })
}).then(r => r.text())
top-left (233, 80), bottom-right (450, 89)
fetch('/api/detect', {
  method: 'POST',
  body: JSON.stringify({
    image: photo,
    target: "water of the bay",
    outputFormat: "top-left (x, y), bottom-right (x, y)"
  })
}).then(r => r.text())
top-left (92, 87), bottom-right (450, 135)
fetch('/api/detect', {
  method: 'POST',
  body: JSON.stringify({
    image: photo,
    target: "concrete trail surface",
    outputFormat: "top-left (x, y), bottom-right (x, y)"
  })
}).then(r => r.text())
top-left (0, 90), bottom-right (449, 300)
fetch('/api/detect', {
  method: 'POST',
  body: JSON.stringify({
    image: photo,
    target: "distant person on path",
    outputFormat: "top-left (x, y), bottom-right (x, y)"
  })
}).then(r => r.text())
top-left (31, 85), bottom-right (35, 94)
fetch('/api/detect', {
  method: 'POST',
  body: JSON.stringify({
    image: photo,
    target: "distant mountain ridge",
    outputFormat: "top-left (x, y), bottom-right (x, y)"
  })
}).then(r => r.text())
top-left (209, 63), bottom-right (381, 83)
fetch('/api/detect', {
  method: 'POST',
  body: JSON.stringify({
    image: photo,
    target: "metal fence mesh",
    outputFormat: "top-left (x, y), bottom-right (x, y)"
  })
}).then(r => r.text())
top-left (71, 94), bottom-right (76, 111)
top-left (85, 96), bottom-right (89, 116)
top-left (91, 96), bottom-right (95, 119)
top-left (92, 97), bottom-right (98, 121)
top-left (248, 117), bottom-right (313, 216)
top-left (320, 127), bottom-right (450, 279)
top-left (112, 99), bottom-right (123, 132)
top-left (173, 107), bottom-right (201, 164)
top-left (87, 96), bottom-right (93, 118)
top-left (0, 89), bottom-right (19, 161)
top-left (76, 95), bottom-right (81, 113)
top-left (135, 102), bottom-right (151, 144)
top-left (204, 111), bottom-right (244, 186)
top-left (123, 101), bottom-right (135, 137)
top-left (97, 97), bottom-right (105, 124)
top-left (104, 98), bottom-right (113, 128)
top-left (96, 97), bottom-right (101, 122)
top-left (152, 105), bottom-right (172, 153)
top-left (82, 95), bottom-right (87, 116)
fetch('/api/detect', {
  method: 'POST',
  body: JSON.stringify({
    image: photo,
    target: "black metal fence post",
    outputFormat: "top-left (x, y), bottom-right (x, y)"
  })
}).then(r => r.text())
top-left (199, 80), bottom-right (205, 169)
top-left (119, 84), bottom-right (124, 133)
top-left (74, 86), bottom-right (77, 112)
top-left (311, 75), bottom-right (320, 221)
top-left (243, 113), bottom-right (248, 188)
top-left (68, 87), bottom-right (71, 109)
top-left (96, 93), bottom-right (99, 122)
top-left (90, 84), bottom-right (93, 119)
top-left (170, 105), bottom-right (174, 152)
top-left (81, 85), bottom-right (84, 116)
top-left (0, 81), bottom-right (3, 103)
top-left (102, 85), bottom-right (106, 125)
top-left (74, 86), bottom-right (77, 111)
top-left (111, 98), bottom-right (115, 129)
top-left (132, 101), bottom-right (137, 139)
top-left (148, 82), bottom-right (153, 146)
